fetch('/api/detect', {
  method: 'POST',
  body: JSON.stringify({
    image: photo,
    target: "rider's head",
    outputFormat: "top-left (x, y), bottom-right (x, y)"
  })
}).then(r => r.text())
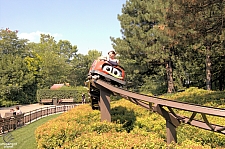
top-left (108, 50), bottom-right (116, 55)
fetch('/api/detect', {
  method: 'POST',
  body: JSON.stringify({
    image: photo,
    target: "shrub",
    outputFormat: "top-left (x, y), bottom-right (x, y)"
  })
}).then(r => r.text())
top-left (36, 86), bottom-right (88, 103)
top-left (160, 87), bottom-right (225, 106)
top-left (35, 99), bottom-right (225, 149)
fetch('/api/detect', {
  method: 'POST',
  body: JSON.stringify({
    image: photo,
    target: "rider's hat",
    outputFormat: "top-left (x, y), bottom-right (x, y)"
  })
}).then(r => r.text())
top-left (108, 50), bottom-right (116, 55)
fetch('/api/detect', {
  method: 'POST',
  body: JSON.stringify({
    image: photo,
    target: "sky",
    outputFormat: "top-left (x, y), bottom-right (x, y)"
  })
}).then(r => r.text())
top-left (0, 0), bottom-right (126, 56)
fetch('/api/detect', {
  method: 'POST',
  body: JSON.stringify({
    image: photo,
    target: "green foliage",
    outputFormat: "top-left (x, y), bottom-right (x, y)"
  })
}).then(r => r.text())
top-left (57, 40), bottom-right (77, 61)
top-left (30, 34), bottom-right (75, 89)
top-left (0, 28), bottom-right (28, 56)
top-left (139, 75), bottom-right (167, 95)
top-left (160, 87), bottom-right (225, 106)
top-left (0, 29), bottom-right (102, 105)
top-left (36, 85), bottom-right (88, 102)
top-left (1, 100), bottom-right (18, 107)
top-left (167, 0), bottom-right (225, 90)
top-left (35, 101), bottom-right (167, 148)
top-left (0, 29), bottom-right (37, 105)
top-left (68, 50), bottom-right (101, 86)
top-left (1, 0), bottom-right (225, 109)
top-left (111, 0), bottom-right (178, 93)
top-left (35, 99), bottom-right (224, 148)
top-left (111, 0), bottom-right (225, 93)
top-left (37, 87), bottom-right (88, 103)
top-left (177, 125), bottom-right (225, 148)
top-left (111, 105), bottom-right (136, 132)
top-left (159, 87), bottom-right (225, 147)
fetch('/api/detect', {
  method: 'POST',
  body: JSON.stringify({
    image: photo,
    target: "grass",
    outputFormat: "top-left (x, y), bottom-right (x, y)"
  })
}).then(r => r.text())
top-left (0, 113), bottom-right (61, 149)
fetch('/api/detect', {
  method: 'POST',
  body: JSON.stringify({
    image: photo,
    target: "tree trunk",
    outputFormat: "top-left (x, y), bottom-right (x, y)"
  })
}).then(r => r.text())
top-left (166, 60), bottom-right (175, 93)
top-left (219, 73), bottom-right (224, 91)
top-left (205, 52), bottom-right (212, 90)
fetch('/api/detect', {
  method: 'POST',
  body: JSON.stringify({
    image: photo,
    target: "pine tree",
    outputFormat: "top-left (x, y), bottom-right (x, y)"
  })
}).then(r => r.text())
top-left (167, 0), bottom-right (225, 90)
top-left (111, 0), bottom-right (177, 93)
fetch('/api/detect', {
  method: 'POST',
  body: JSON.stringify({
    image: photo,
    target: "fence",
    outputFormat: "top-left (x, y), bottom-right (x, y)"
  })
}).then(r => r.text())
top-left (0, 104), bottom-right (77, 135)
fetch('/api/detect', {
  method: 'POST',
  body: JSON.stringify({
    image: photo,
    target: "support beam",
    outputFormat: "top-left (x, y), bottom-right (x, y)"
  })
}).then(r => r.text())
top-left (166, 121), bottom-right (177, 144)
top-left (154, 104), bottom-right (180, 127)
top-left (99, 89), bottom-right (111, 122)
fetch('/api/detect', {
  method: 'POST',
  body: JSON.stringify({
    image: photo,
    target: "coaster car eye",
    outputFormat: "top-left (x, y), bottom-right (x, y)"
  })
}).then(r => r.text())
top-left (112, 68), bottom-right (122, 77)
top-left (102, 65), bottom-right (112, 73)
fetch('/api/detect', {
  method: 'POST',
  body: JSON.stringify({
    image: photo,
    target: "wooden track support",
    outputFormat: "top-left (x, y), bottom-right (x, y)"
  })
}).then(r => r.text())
top-left (99, 86), bottom-right (112, 122)
top-left (91, 79), bottom-right (225, 144)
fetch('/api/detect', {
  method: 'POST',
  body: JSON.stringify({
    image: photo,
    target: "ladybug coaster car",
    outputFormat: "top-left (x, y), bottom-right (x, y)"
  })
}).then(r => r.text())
top-left (88, 59), bottom-right (126, 86)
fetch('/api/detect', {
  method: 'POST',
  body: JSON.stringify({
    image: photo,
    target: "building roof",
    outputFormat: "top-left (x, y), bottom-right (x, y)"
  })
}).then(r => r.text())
top-left (50, 84), bottom-right (64, 90)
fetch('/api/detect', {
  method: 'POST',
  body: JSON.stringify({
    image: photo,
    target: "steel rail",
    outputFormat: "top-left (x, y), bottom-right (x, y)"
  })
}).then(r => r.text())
top-left (124, 97), bottom-right (225, 133)
top-left (93, 79), bottom-right (225, 117)
top-left (91, 79), bottom-right (225, 135)
top-left (89, 78), bottom-right (225, 144)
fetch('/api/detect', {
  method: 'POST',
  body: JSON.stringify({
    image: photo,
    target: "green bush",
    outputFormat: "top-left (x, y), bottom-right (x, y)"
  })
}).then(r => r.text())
top-left (160, 87), bottom-right (225, 106)
top-left (35, 99), bottom-right (225, 148)
top-left (36, 86), bottom-right (88, 103)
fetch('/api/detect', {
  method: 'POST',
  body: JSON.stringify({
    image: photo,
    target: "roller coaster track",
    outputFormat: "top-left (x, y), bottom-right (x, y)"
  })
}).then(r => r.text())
top-left (89, 78), bottom-right (225, 143)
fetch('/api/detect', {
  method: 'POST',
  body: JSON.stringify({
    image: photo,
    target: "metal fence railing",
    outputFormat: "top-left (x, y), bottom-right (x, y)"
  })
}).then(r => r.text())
top-left (0, 104), bottom-right (77, 135)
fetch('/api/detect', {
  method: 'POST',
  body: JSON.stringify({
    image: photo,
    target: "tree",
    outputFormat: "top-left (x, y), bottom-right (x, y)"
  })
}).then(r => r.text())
top-left (167, 0), bottom-right (225, 90)
top-left (57, 40), bottom-right (78, 62)
top-left (0, 28), bottom-right (37, 104)
top-left (111, 0), bottom-right (176, 93)
top-left (32, 34), bottom-right (71, 88)
top-left (0, 28), bottom-right (28, 56)
top-left (68, 50), bottom-right (101, 86)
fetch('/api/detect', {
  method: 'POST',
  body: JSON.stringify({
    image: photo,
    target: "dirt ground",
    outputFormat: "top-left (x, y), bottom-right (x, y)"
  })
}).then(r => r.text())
top-left (0, 104), bottom-right (54, 118)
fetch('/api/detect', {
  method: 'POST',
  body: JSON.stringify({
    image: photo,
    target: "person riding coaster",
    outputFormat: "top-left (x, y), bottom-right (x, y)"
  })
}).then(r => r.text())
top-left (98, 50), bottom-right (119, 66)
top-left (90, 50), bottom-right (125, 85)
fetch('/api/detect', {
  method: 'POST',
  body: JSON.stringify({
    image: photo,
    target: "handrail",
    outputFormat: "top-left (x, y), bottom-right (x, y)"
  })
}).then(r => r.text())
top-left (0, 104), bottom-right (77, 135)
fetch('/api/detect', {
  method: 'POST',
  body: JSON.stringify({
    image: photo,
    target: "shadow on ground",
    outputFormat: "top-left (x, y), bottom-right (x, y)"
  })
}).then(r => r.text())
top-left (111, 105), bottom-right (136, 132)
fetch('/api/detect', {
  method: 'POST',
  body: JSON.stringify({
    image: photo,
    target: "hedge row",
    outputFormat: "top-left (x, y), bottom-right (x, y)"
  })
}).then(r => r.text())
top-left (35, 99), bottom-right (224, 148)
top-left (36, 88), bottom-right (88, 103)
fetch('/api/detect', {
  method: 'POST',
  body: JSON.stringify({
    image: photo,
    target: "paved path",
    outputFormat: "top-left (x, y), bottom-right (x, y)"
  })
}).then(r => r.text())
top-left (0, 104), bottom-right (53, 118)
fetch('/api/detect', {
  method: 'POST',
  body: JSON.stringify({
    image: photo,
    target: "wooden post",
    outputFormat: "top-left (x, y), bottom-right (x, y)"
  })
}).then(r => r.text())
top-left (166, 121), bottom-right (177, 144)
top-left (99, 89), bottom-right (111, 122)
